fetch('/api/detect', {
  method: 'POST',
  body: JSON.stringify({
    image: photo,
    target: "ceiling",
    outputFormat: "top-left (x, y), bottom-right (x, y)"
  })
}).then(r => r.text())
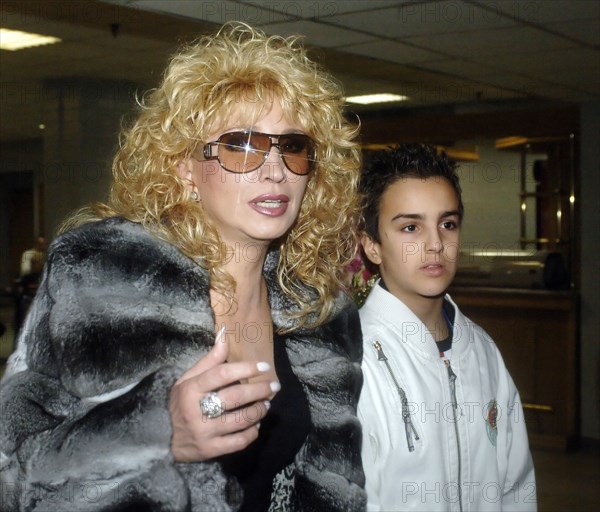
top-left (1, 0), bottom-right (599, 144)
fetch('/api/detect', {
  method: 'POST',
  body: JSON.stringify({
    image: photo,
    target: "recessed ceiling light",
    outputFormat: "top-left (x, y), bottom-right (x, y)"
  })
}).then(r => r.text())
top-left (345, 93), bottom-right (408, 105)
top-left (0, 28), bottom-right (61, 51)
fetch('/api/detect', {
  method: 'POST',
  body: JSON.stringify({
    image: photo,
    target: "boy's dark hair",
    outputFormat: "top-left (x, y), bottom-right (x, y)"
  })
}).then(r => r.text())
top-left (359, 144), bottom-right (463, 243)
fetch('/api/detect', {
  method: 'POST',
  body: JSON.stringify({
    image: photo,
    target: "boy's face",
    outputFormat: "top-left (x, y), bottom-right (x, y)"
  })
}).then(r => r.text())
top-left (362, 176), bottom-right (461, 310)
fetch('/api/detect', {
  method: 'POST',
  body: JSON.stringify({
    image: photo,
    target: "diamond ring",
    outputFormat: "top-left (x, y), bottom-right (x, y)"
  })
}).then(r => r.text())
top-left (200, 392), bottom-right (223, 419)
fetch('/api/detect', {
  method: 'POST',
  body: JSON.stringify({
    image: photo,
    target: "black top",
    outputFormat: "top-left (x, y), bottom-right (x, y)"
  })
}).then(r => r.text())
top-left (220, 333), bottom-right (311, 511)
top-left (436, 299), bottom-right (456, 355)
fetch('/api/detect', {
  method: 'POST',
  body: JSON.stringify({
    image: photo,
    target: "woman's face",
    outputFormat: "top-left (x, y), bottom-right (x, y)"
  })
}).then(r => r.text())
top-left (185, 101), bottom-right (311, 249)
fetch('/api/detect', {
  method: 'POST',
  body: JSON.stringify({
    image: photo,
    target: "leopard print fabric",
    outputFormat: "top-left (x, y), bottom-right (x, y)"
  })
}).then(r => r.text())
top-left (269, 462), bottom-right (295, 512)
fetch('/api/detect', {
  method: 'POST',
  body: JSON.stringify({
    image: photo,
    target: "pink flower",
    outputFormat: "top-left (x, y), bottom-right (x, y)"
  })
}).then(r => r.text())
top-left (346, 257), bottom-right (363, 273)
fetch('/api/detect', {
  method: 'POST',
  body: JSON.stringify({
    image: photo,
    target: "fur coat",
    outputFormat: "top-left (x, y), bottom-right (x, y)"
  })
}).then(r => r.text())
top-left (0, 217), bottom-right (366, 511)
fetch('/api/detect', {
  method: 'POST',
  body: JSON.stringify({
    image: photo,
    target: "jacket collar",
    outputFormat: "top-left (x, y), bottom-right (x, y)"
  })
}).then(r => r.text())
top-left (361, 280), bottom-right (474, 360)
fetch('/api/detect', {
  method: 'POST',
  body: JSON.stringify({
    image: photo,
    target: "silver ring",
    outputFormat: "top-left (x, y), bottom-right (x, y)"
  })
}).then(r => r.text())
top-left (200, 392), bottom-right (223, 419)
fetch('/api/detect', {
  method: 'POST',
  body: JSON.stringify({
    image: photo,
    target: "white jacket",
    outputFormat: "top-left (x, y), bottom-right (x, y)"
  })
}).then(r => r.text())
top-left (358, 283), bottom-right (536, 512)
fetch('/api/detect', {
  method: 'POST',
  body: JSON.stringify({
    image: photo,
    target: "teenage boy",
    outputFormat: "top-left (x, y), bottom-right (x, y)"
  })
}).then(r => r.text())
top-left (357, 144), bottom-right (536, 511)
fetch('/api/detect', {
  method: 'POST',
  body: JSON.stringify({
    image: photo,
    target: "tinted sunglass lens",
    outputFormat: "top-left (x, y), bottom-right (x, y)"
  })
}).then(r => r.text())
top-left (215, 132), bottom-right (314, 174)
top-left (219, 132), bottom-right (248, 150)
top-left (279, 135), bottom-right (308, 153)
top-left (219, 132), bottom-right (267, 172)
top-left (280, 135), bottom-right (314, 175)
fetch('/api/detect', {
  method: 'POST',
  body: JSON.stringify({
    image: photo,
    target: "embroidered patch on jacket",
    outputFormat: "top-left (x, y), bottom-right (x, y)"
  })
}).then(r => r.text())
top-left (484, 399), bottom-right (498, 447)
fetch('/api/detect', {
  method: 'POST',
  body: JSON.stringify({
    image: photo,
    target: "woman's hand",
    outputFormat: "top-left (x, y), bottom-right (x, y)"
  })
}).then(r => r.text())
top-left (169, 327), bottom-right (279, 462)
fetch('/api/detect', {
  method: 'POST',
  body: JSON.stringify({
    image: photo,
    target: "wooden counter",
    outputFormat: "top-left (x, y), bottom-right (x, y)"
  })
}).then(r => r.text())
top-left (448, 286), bottom-right (578, 451)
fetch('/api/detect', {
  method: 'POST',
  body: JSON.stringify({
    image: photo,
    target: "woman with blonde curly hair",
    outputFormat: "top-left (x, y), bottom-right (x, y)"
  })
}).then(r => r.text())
top-left (0, 22), bottom-right (366, 511)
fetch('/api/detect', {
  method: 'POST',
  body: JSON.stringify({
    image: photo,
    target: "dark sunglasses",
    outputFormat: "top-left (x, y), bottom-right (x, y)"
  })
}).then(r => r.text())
top-left (200, 131), bottom-right (317, 175)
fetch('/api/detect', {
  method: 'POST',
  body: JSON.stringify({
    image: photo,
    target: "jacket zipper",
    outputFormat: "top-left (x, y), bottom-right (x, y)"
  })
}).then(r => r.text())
top-left (444, 359), bottom-right (463, 512)
top-left (372, 341), bottom-right (420, 452)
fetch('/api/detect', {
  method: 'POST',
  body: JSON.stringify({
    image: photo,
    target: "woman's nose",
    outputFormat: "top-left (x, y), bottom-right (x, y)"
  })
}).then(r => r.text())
top-left (259, 146), bottom-right (286, 182)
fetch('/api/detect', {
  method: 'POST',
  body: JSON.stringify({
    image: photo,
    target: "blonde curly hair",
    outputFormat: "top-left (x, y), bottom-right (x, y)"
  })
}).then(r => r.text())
top-left (76, 22), bottom-right (360, 329)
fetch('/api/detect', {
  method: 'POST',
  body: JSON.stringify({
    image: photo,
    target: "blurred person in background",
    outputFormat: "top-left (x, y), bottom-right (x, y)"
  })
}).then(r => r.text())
top-left (13, 235), bottom-right (47, 335)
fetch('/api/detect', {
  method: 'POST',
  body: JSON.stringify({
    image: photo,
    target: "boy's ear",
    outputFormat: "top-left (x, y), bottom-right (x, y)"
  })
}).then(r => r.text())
top-left (361, 233), bottom-right (382, 265)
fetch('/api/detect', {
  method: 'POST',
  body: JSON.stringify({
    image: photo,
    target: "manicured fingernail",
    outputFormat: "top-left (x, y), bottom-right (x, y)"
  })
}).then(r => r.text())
top-left (256, 422), bottom-right (261, 430)
top-left (270, 381), bottom-right (281, 393)
top-left (264, 400), bottom-right (271, 410)
top-left (257, 362), bottom-right (270, 372)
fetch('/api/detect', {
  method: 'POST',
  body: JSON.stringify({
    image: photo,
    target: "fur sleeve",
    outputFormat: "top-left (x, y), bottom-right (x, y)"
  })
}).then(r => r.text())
top-left (0, 219), bottom-right (235, 511)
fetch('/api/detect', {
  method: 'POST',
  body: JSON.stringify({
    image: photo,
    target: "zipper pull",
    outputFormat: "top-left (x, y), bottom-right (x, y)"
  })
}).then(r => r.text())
top-left (445, 360), bottom-right (459, 409)
top-left (404, 413), bottom-right (420, 451)
top-left (373, 341), bottom-right (388, 361)
top-left (374, 340), bottom-right (418, 451)
top-left (411, 419), bottom-right (420, 440)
